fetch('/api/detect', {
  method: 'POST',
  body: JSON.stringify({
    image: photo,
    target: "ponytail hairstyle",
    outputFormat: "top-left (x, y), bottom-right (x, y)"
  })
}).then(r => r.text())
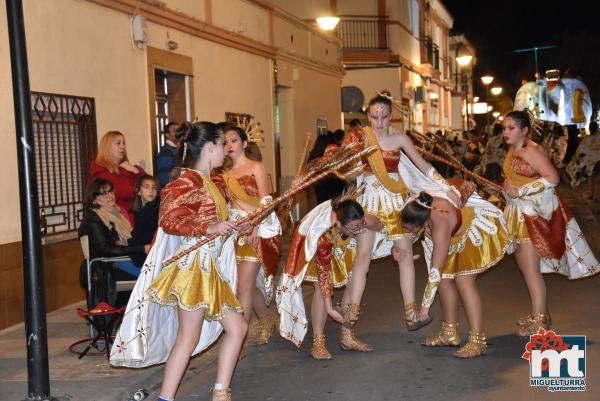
top-left (173, 121), bottom-right (221, 177)
top-left (367, 89), bottom-right (393, 114)
top-left (401, 192), bottom-right (434, 228)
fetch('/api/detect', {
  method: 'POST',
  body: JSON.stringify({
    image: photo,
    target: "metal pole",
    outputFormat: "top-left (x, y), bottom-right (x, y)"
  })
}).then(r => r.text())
top-left (5, 1), bottom-right (56, 400)
top-left (463, 69), bottom-right (470, 130)
top-left (486, 86), bottom-right (490, 133)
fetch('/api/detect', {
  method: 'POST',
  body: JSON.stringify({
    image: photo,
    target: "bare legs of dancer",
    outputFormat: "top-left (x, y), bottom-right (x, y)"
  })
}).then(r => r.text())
top-left (158, 309), bottom-right (247, 400)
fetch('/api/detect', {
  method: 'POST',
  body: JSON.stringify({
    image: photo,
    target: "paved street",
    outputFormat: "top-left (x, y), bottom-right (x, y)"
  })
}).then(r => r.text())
top-left (1, 183), bottom-right (599, 401)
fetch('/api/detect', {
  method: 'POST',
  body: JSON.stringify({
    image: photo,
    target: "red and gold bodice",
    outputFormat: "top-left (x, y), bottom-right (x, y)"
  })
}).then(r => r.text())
top-left (341, 128), bottom-right (401, 173)
top-left (510, 153), bottom-right (540, 179)
top-left (159, 170), bottom-right (228, 237)
top-left (503, 147), bottom-right (541, 187)
top-left (236, 174), bottom-right (259, 197)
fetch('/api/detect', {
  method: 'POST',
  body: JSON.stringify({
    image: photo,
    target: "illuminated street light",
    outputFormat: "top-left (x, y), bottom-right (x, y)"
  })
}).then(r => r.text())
top-left (456, 54), bottom-right (472, 67)
top-left (456, 45), bottom-right (473, 67)
top-left (473, 96), bottom-right (479, 103)
top-left (491, 86), bottom-right (503, 95)
top-left (316, 16), bottom-right (340, 30)
top-left (455, 45), bottom-right (473, 130)
top-left (481, 75), bottom-right (494, 85)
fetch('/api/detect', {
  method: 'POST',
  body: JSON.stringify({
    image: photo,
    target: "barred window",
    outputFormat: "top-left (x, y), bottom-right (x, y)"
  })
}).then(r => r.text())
top-left (31, 92), bottom-right (97, 237)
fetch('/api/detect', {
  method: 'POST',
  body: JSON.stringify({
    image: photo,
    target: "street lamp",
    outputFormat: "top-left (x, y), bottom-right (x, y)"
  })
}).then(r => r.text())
top-left (456, 45), bottom-right (473, 130)
top-left (316, 16), bottom-right (340, 30)
top-left (480, 75), bottom-right (495, 131)
top-left (481, 75), bottom-right (494, 85)
top-left (491, 86), bottom-right (503, 96)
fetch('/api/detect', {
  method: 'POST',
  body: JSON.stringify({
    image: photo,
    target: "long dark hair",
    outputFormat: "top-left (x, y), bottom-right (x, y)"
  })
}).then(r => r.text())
top-left (174, 121), bottom-right (221, 175)
top-left (401, 192), bottom-right (433, 228)
top-left (227, 127), bottom-right (262, 161)
top-left (130, 174), bottom-right (159, 212)
top-left (84, 178), bottom-right (113, 211)
top-left (308, 134), bottom-right (334, 162)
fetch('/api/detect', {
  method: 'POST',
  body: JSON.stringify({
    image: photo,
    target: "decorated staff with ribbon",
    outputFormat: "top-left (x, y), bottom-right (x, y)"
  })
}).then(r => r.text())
top-left (277, 185), bottom-right (384, 359)
top-left (220, 124), bottom-right (281, 346)
top-left (399, 181), bottom-right (513, 358)
top-left (501, 110), bottom-right (599, 337)
top-left (340, 90), bottom-right (452, 332)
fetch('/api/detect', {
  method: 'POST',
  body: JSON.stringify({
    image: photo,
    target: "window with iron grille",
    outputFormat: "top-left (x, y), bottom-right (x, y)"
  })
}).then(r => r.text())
top-left (31, 92), bottom-right (97, 237)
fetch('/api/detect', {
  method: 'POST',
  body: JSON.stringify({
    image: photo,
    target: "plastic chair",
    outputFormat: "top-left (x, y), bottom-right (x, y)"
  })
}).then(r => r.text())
top-left (70, 236), bottom-right (136, 357)
top-left (79, 235), bottom-right (136, 310)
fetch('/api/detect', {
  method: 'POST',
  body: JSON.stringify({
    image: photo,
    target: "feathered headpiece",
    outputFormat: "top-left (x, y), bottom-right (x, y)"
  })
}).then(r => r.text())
top-left (236, 115), bottom-right (265, 145)
top-left (332, 183), bottom-right (366, 206)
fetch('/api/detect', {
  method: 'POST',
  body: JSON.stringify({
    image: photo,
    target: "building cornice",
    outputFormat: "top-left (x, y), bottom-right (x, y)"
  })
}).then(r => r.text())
top-left (86, 0), bottom-right (342, 77)
top-left (278, 49), bottom-right (345, 78)
top-left (87, 0), bottom-right (278, 59)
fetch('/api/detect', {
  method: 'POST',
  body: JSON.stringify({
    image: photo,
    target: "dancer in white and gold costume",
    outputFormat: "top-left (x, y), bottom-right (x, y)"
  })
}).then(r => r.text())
top-left (220, 126), bottom-right (281, 345)
top-left (340, 91), bottom-right (452, 331)
top-left (110, 122), bottom-right (248, 401)
top-left (277, 195), bottom-right (383, 358)
top-left (502, 111), bottom-right (599, 336)
top-left (399, 180), bottom-right (512, 358)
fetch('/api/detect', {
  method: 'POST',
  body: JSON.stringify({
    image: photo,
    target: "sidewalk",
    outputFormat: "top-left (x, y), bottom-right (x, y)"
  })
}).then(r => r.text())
top-left (0, 295), bottom-right (290, 401)
top-left (0, 233), bottom-right (295, 401)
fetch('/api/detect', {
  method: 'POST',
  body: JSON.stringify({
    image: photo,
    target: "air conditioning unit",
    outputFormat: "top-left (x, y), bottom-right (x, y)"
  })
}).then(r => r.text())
top-left (414, 86), bottom-right (426, 104)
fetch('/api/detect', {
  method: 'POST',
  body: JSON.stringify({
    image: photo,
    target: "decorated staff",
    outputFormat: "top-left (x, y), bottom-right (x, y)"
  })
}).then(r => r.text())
top-left (284, 132), bottom-right (313, 230)
top-left (161, 142), bottom-right (376, 267)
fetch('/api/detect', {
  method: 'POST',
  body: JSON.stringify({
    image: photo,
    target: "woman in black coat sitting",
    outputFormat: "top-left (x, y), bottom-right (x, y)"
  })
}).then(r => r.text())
top-left (78, 178), bottom-right (148, 306)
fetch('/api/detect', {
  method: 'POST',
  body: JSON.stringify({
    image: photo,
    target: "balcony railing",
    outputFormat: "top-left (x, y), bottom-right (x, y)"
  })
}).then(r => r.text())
top-left (422, 36), bottom-right (440, 70)
top-left (337, 16), bottom-right (389, 50)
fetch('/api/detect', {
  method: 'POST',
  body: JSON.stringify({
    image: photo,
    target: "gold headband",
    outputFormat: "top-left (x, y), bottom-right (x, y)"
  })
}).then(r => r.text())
top-left (415, 198), bottom-right (432, 210)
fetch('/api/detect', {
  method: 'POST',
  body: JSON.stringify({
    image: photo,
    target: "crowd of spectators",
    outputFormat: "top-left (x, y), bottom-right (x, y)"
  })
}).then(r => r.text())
top-left (80, 125), bottom-right (177, 306)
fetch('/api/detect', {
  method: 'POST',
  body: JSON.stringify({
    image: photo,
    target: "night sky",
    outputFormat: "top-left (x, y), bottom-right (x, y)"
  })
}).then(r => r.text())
top-left (444, 1), bottom-right (600, 104)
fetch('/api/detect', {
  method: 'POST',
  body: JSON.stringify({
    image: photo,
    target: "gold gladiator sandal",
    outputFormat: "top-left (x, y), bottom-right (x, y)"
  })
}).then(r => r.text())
top-left (404, 302), bottom-right (433, 331)
top-left (339, 304), bottom-right (373, 352)
top-left (517, 311), bottom-right (552, 327)
top-left (422, 321), bottom-right (461, 347)
top-left (309, 334), bottom-right (332, 360)
top-left (453, 331), bottom-right (487, 358)
top-left (211, 388), bottom-right (232, 401)
top-left (517, 313), bottom-right (550, 337)
top-left (256, 318), bottom-right (276, 345)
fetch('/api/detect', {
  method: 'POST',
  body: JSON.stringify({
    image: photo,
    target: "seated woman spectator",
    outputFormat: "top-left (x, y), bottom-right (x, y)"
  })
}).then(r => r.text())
top-left (129, 175), bottom-right (160, 257)
top-left (79, 178), bottom-right (148, 306)
top-left (92, 131), bottom-right (146, 223)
